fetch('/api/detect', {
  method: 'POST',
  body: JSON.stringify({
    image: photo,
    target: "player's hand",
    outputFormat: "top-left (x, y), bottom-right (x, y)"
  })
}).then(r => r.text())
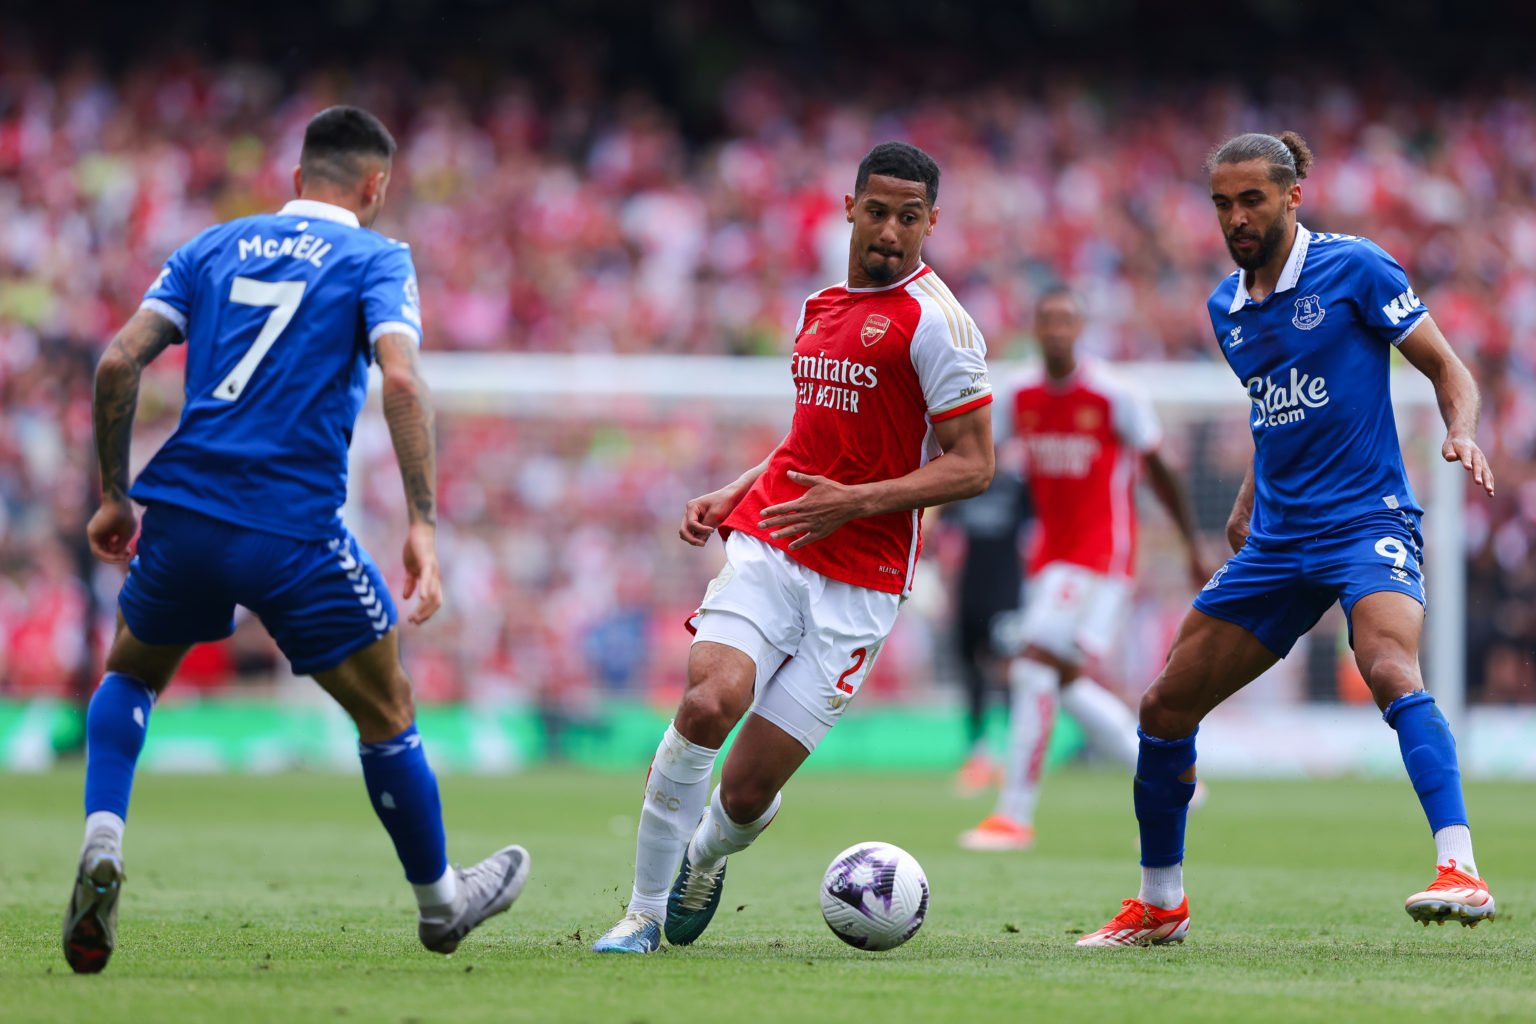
top-left (401, 523), bottom-right (443, 625)
top-left (758, 471), bottom-right (869, 550)
top-left (1443, 434), bottom-right (1495, 497)
top-left (87, 498), bottom-right (138, 564)
top-left (1187, 547), bottom-right (1216, 590)
top-left (1224, 516), bottom-right (1249, 555)
top-left (680, 486), bottom-right (741, 547)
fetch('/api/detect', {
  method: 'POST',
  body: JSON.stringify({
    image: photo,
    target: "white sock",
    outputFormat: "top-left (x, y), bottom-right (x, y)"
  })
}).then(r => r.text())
top-left (412, 866), bottom-right (459, 913)
top-left (1139, 864), bottom-right (1184, 910)
top-left (687, 785), bottom-right (782, 871)
top-left (1433, 825), bottom-right (1477, 877)
top-left (81, 811), bottom-right (124, 856)
top-left (996, 658), bottom-right (1058, 825)
top-left (627, 721), bottom-right (719, 919)
top-left (1061, 677), bottom-right (1139, 769)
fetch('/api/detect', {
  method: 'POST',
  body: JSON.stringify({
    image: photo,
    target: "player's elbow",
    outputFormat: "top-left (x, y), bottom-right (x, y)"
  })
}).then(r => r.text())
top-left (94, 343), bottom-right (139, 392)
top-left (968, 463), bottom-right (995, 499)
top-left (380, 366), bottom-right (425, 405)
top-left (962, 445), bottom-right (995, 499)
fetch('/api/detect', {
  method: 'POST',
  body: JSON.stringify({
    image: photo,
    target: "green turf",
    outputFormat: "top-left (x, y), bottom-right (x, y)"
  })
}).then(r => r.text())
top-left (2, 767), bottom-right (1532, 1024)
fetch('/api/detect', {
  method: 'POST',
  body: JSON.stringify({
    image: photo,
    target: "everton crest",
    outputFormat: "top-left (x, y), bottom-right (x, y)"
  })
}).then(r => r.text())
top-left (861, 313), bottom-right (892, 346)
top-left (1292, 294), bottom-right (1326, 331)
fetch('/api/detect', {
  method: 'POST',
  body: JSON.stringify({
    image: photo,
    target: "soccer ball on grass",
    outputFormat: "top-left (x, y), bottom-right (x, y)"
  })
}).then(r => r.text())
top-left (818, 842), bottom-right (928, 951)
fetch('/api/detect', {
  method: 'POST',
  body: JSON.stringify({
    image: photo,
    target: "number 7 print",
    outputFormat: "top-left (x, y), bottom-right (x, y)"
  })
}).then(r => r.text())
top-left (215, 277), bottom-right (307, 402)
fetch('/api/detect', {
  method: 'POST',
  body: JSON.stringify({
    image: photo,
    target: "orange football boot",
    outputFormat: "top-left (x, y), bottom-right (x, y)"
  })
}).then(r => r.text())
top-left (1076, 896), bottom-right (1190, 947)
top-left (958, 814), bottom-right (1035, 851)
top-left (1405, 860), bottom-right (1495, 927)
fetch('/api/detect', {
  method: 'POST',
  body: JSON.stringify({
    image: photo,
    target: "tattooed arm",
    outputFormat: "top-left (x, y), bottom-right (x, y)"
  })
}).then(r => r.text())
top-left (88, 309), bottom-right (182, 563)
top-left (375, 334), bottom-right (443, 624)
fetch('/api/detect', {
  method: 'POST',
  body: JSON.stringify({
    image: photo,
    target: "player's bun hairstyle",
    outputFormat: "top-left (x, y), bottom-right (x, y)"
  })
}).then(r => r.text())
top-left (1206, 131), bottom-right (1314, 188)
top-left (856, 142), bottom-right (941, 205)
top-left (300, 106), bottom-right (397, 186)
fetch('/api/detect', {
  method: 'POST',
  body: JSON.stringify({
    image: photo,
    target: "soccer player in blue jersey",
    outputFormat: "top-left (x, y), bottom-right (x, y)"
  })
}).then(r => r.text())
top-left (62, 107), bottom-right (529, 974)
top-left (1077, 131), bottom-right (1497, 946)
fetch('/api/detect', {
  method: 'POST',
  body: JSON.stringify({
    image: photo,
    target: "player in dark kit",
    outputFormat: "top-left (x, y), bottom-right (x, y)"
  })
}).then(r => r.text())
top-left (946, 466), bottom-right (1031, 795)
top-left (1077, 132), bottom-right (1496, 946)
top-left (62, 107), bottom-right (529, 974)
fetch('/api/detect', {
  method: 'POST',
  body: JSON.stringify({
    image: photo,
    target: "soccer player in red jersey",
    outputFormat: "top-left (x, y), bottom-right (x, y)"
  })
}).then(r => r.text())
top-left (961, 288), bottom-right (1209, 852)
top-left (593, 143), bottom-right (994, 953)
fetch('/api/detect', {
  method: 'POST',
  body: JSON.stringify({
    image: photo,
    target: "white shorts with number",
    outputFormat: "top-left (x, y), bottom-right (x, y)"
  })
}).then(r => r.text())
top-left (688, 531), bottom-right (902, 753)
top-left (1015, 561), bottom-right (1130, 664)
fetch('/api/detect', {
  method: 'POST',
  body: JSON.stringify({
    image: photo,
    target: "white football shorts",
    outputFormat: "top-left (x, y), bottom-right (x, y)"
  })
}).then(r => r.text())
top-left (688, 531), bottom-right (902, 752)
top-left (1015, 561), bottom-right (1129, 664)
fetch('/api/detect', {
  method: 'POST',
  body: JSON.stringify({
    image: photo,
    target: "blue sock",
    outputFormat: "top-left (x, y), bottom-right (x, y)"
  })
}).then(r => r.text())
top-left (1133, 727), bottom-right (1198, 869)
top-left (1383, 691), bottom-right (1468, 832)
top-left (358, 724), bottom-right (449, 885)
top-left (83, 672), bottom-right (157, 820)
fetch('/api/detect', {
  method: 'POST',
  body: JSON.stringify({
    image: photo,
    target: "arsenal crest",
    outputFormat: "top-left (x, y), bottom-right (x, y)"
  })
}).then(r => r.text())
top-left (861, 313), bottom-right (892, 347)
top-left (1292, 294), bottom-right (1326, 331)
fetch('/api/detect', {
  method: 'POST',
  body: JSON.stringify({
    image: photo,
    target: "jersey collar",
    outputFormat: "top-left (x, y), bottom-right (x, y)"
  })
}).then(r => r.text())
top-left (280, 199), bottom-right (360, 229)
top-left (1228, 224), bottom-right (1311, 314)
top-left (845, 262), bottom-right (930, 293)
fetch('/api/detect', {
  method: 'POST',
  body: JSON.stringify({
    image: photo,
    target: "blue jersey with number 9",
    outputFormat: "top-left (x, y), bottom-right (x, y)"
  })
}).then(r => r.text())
top-left (132, 199), bottom-right (422, 539)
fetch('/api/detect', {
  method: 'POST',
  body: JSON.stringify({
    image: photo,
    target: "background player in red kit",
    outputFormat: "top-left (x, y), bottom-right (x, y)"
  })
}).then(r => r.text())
top-left (961, 287), bottom-right (1208, 851)
top-left (593, 142), bottom-right (995, 953)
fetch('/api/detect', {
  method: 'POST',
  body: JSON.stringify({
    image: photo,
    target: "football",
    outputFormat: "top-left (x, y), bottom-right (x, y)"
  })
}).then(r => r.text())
top-left (818, 842), bottom-right (929, 951)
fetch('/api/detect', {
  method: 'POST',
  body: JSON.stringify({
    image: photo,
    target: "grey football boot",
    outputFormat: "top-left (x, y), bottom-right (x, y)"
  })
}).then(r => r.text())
top-left (418, 844), bottom-right (531, 953)
top-left (63, 843), bottom-right (124, 974)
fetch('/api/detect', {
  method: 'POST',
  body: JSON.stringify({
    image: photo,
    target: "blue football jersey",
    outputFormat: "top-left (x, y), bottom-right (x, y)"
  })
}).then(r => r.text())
top-left (1206, 226), bottom-right (1427, 543)
top-left (132, 199), bottom-right (422, 539)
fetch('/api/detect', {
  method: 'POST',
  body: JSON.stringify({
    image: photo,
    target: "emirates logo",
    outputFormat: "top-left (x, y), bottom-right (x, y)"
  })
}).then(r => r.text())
top-left (861, 314), bottom-right (891, 346)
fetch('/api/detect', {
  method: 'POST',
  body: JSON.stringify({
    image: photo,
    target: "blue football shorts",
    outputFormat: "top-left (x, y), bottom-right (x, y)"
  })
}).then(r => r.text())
top-left (1192, 508), bottom-right (1425, 658)
top-left (118, 503), bottom-right (397, 675)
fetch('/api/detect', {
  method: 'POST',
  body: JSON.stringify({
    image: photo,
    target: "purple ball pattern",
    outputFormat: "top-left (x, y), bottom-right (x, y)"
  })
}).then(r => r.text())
top-left (819, 842), bottom-right (928, 951)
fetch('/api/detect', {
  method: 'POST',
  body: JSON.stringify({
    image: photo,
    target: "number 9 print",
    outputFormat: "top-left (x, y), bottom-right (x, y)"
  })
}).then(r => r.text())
top-left (1374, 536), bottom-right (1412, 570)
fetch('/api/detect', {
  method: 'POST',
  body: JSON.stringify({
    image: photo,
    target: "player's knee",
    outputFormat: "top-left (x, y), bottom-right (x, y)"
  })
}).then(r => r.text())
top-left (1359, 653), bottom-right (1421, 708)
top-left (103, 629), bottom-right (181, 694)
top-left (718, 777), bottom-right (774, 824)
top-left (359, 676), bottom-right (416, 737)
top-left (1138, 684), bottom-right (1200, 739)
top-left (675, 685), bottom-right (745, 747)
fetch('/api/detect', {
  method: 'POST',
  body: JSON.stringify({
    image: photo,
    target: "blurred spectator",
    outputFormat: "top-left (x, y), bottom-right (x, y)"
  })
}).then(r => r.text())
top-left (1, 56), bottom-right (1531, 704)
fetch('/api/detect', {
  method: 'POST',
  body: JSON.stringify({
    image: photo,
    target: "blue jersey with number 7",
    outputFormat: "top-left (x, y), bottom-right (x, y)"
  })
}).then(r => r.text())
top-left (132, 199), bottom-right (422, 539)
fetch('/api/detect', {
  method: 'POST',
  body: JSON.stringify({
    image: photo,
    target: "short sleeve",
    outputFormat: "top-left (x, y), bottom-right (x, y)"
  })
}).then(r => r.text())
top-left (139, 243), bottom-right (197, 341)
top-left (1108, 378), bottom-right (1162, 453)
top-left (1353, 241), bottom-right (1428, 346)
top-left (791, 298), bottom-right (809, 337)
top-left (364, 243), bottom-right (424, 353)
top-left (911, 301), bottom-right (992, 423)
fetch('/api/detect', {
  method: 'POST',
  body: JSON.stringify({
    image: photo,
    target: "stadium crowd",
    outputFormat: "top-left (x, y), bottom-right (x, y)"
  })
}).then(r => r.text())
top-left (1, 56), bottom-right (1533, 705)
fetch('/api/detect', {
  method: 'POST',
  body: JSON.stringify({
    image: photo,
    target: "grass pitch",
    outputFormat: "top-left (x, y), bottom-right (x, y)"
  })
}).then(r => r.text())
top-left (2, 766), bottom-right (1533, 1024)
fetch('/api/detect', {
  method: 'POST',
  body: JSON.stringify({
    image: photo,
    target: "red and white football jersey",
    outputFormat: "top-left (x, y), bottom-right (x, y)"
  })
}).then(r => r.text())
top-left (723, 264), bottom-right (992, 595)
top-left (1007, 361), bottom-right (1160, 578)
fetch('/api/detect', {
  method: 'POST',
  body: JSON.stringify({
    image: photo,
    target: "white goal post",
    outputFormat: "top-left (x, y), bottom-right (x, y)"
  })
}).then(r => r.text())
top-left (391, 353), bottom-right (1466, 725)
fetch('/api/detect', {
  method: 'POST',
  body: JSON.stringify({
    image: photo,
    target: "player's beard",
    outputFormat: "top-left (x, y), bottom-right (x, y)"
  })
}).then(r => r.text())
top-left (1226, 217), bottom-right (1288, 270)
top-left (861, 247), bottom-right (903, 283)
